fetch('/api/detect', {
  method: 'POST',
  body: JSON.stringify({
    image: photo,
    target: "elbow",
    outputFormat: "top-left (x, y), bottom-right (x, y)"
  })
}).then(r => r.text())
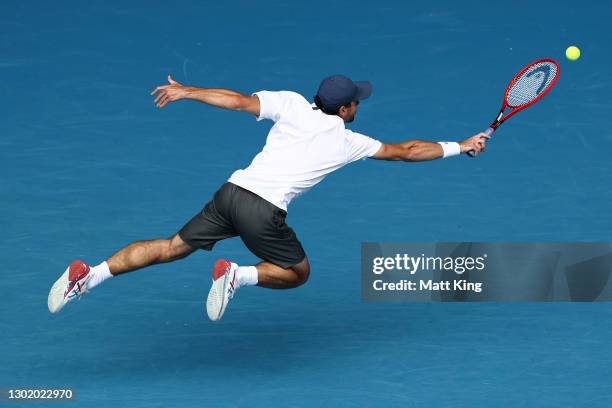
top-left (228, 95), bottom-right (246, 111)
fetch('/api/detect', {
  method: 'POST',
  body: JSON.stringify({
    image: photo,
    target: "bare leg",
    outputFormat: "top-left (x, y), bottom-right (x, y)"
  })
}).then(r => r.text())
top-left (107, 234), bottom-right (195, 275)
top-left (255, 257), bottom-right (310, 289)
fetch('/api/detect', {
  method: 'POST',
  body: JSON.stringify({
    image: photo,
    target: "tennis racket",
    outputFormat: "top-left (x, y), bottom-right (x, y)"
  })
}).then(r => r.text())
top-left (468, 58), bottom-right (560, 157)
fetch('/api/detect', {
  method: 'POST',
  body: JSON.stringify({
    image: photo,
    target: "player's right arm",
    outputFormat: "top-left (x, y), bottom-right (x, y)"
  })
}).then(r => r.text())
top-left (372, 133), bottom-right (489, 161)
top-left (150, 75), bottom-right (260, 116)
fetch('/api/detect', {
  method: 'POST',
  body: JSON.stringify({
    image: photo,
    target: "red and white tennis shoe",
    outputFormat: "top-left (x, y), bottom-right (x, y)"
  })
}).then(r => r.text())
top-left (206, 259), bottom-right (238, 321)
top-left (48, 260), bottom-right (92, 314)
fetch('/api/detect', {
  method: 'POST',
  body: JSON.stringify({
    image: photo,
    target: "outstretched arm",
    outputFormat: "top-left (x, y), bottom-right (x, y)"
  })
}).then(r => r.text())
top-left (372, 133), bottom-right (490, 161)
top-left (150, 75), bottom-right (260, 116)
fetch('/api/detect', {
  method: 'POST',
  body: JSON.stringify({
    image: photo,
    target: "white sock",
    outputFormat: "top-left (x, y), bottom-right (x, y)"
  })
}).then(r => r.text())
top-left (236, 265), bottom-right (258, 288)
top-left (87, 261), bottom-right (113, 290)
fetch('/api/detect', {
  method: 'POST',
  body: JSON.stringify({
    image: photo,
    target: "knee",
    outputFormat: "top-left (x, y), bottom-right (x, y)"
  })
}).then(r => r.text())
top-left (160, 240), bottom-right (176, 261)
top-left (294, 269), bottom-right (309, 287)
top-left (292, 258), bottom-right (310, 287)
top-left (161, 235), bottom-right (193, 261)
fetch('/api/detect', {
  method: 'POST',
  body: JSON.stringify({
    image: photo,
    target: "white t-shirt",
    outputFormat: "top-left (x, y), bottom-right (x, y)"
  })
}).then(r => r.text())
top-left (228, 90), bottom-right (382, 211)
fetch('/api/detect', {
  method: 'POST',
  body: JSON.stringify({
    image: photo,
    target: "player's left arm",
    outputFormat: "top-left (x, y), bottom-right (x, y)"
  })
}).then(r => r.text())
top-left (150, 75), bottom-right (260, 116)
top-left (372, 133), bottom-right (489, 161)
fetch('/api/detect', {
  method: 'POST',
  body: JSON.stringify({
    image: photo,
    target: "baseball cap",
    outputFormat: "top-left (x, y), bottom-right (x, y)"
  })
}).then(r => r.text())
top-left (315, 75), bottom-right (372, 111)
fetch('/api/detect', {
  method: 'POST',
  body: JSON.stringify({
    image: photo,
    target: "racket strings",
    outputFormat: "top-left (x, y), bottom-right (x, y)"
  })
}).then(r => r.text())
top-left (506, 61), bottom-right (558, 108)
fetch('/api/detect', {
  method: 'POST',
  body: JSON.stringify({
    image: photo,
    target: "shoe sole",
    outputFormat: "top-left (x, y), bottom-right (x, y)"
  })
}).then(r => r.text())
top-left (206, 259), bottom-right (232, 321)
top-left (48, 266), bottom-right (70, 314)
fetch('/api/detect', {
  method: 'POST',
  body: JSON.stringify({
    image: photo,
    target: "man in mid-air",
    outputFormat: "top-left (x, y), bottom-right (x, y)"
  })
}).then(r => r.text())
top-left (48, 74), bottom-right (488, 321)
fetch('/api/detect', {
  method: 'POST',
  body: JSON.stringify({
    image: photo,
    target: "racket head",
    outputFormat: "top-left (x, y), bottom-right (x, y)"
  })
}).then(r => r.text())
top-left (503, 58), bottom-right (560, 110)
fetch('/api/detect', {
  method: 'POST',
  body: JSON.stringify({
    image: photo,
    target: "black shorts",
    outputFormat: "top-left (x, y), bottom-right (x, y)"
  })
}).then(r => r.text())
top-left (178, 182), bottom-right (306, 269)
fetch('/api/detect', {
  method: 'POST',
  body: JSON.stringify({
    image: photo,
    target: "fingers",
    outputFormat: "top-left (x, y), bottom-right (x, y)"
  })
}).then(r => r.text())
top-left (468, 132), bottom-right (490, 156)
top-left (156, 94), bottom-right (171, 108)
top-left (150, 85), bottom-right (169, 95)
top-left (468, 139), bottom-right (486, 156)
top-left (152, 87), bottom-right (174, 107)
top-left (154, 91), bottom-right (165, 105)
top-left (157, 96), bottom-right (173, 108)
top-left (151, 75), bottom-right (183, 107)
top-left (152, 90), bottom-right (179, 108)
top-left (152, 88), bottom-right (171, 108)
top-left (153, 89), bottom-right (176, 105)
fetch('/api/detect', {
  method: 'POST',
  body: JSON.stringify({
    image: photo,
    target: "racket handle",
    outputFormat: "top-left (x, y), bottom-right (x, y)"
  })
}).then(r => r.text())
top-left (466, 128), bottom-right (494, 158)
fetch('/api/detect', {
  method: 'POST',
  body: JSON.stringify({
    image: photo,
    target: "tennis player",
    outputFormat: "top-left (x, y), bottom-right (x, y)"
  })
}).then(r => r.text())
top-left (48, 74), bottom-right (488, 320)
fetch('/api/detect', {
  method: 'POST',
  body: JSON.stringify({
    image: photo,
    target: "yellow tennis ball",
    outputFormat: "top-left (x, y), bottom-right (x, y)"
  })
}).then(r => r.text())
top-left (566, 46), bottom-right (581, 61)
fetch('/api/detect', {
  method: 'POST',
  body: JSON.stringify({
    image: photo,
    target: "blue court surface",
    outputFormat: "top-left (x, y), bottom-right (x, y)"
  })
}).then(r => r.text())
top-left (2, 0), bottom-right (612, 406)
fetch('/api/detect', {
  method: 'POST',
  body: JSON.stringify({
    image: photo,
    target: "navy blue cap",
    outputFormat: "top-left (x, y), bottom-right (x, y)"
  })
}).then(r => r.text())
top-left (315, 75), bottom-right (372, 111)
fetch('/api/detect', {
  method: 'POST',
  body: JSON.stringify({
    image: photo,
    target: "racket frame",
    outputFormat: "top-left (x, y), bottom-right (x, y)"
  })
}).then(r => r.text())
top-left (468, 58), bottom-right (560, 157)
top-left (490, 58), bottom-right (560, 131)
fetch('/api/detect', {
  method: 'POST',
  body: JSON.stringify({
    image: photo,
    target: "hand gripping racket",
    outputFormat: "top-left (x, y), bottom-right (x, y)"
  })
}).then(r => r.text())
top-left (468, 58), bottom-right (560, 157)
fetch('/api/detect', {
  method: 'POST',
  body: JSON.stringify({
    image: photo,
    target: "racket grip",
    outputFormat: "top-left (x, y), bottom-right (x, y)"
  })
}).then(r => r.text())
top-left (466, 128), bottom-right (494, 158)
